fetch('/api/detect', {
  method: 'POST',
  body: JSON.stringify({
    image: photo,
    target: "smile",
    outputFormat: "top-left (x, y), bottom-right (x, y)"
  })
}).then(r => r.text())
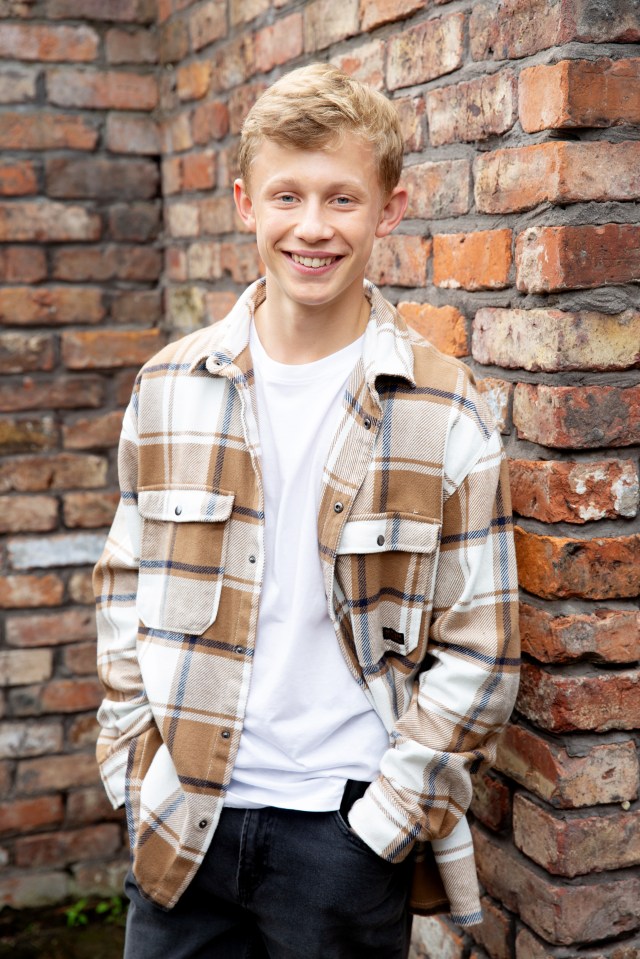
top-left (290, 253), bottom-right (339, 268)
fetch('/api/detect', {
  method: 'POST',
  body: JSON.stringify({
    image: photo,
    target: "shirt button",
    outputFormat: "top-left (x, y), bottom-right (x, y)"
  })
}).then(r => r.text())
top-left (377, 535), bottom-right (385, 546)
top-left (334, 502), bottom-right (344, 513)
top-left (235, 645), bottom-right (244, 655)
top-left (198, 819), bottom-right (208, 829)
top-left (221, 730), bottom-right (231, 739)
top-left (364, 418), bottom-right (372, 429)
top-left (249, 554), bottom-right (256, 564)
top-left (174, 505), bottom-right (182, 516)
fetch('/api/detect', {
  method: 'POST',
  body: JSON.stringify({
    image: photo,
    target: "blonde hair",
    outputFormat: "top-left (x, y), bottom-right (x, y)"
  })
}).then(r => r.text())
top-left (238, 63), bottom-right (404, 197)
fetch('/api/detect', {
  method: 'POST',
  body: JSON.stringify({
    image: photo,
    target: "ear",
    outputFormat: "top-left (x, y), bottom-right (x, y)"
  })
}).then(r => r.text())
top-left (233, 178), bottom-right (256, 232)
top-left (375, 185), bottom-right (408, 239)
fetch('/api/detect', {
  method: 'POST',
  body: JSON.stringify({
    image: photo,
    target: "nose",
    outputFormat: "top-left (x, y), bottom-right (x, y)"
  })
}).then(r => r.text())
top-left (293, 200), bottom-right (334, 244)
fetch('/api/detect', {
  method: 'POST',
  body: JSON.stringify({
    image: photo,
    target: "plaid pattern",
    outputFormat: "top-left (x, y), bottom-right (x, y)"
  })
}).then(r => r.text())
top-left (94, 279), bottom-right (520, 925)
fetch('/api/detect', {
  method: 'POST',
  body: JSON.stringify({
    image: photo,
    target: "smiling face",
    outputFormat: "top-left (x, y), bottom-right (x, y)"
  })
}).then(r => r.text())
top-left (234, 132), bottom-right (407, 326)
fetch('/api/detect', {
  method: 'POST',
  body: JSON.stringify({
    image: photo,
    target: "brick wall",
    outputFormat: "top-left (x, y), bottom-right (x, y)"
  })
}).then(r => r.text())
top-left (1, 1), bottom-right (639, 955)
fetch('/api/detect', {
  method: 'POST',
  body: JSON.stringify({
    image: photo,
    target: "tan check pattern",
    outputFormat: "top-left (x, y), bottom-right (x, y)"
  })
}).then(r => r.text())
top-left (94, 279), bottom-right (520, 925)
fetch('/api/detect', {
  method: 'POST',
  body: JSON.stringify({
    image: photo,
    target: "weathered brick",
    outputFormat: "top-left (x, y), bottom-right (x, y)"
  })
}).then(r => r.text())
top-left (229, 81), bottom-right (269, 135)
top-left (470, 0), bottom-right (566, 60)
top-left (0, 452), bottom-right (107, 493)
top-left (397, 302), bottom-right (469, 357)
top-left (165, 247), bottom-right (188, 282)
top-left (476, 377), bottom-right (513, 435)
top-left (14, 679), bottom-right (103, 716)
top-left (5, 608), bottom-right (96, 648)
top-left (387, 14), bottom-right (465, 90)
top-left (256, 13), bottom-right (304, 74)
top-left (517, 661), bottom-right (640, 733)
top-left (469, 895), bottom-right (513, 959)
top-left (46, 156), bottom-right (158, 200)
top-left (221, 242), bottom-right (262, 283)
top-left (166, 285), bottom-right (206, 333)
top-left (360, 0), bottom-right (424, 31)
top-left (0, 24), bottom-right (98, 61)
top-left (167, 200), bottom-right (200, 237)
top-left (0, 159), bottom-right (37, 196)
top-left (0, 201), bottom-right (101, 243)
top-left (61, 329), bottom-right (163, 371)
top-left (404, 159), bottom-right (471, 220)
top-left (1, 375), bottom-right (103, 415)
top-left (47, 68), bottom-right (158, 111)
top-left (0, 66), bottom-right (37, 104)
top-left (474, 308), bottom-right (640, 373)
top-left (67, 713), bottom-right (101, 749)
top-left (47, 0), bottom-right (155, 22)
top-left (519, 58), bottom-right (640, 132)
top-left (0, 495), bottom-right (58, 534)
top-left (16, 752), bottom-right (100, 794)
top-left (159, 17), bottom-right (189, 64)
top-left (427, 71), bottom-right (517, 146)
top-left (0, 796), bottom-right (64, 835)
top-left (0, 333), bottom-right (54, 374)
top-left (395, 96), bottom-right (426, 154)
top-left (0, 649), bottom-right (53, 687)
top-left (7, 531), bottom-right (106, 570)
top-left (181, 151), bottom-right (216, 191)
top-left (199, 196), bottom-right (235, 236)
top-left (105, 113), bottom-right (159, 155)
top-left (0, 246), bottom-right (47, 283)
top-left (513, 384), bottom-right (640, 449)
top-left (434, 231), bottom-right (512, 291)
top-left (515, 927), bottom-right (640, 959)
top-left (68, 571), bottom-right (95, 606)
top-left (191, 98), bottom-right (229, 144)
top-left (210, 34), bottom-right (255, 92)
top-left (474, 826), bottom-right (640, 945)
top-left (513, 793), bottom-right (640, 878)
top-left (0, 872), bottom-right (71, 909)
top-left (66, 786), bottom-right (122, 826)
top-left (52, 245), bottom-right (161, 283)
top-left (0, 720), bottom-right (62, 759)
top-left (495, 723), bottom-right (639, 809)
top-left (63, 491), bottom-right (120, 529)
top-left (230, 0), bottom-right (269, 24)
top-left (62, 641), bottom-right (100, 676)
top-left (0, 287), bottom-right (105, 326)
top-left (188, 0), bottom-right (227, 51)
top-left (0, 416), bottom-right (57, 454)
top-left (367, 236), bottom-right (431, 288)
top-left (303, 0), bottom-right (359, 52)
top-left (106, 27), bottom-right (158, 64)
top-left (204, 291), bottom-right (238, 324)
top-left (108, 201), bottom-right (160, 241)
top-left (475, 141), bottom-right (640, 214)
top-left (71, 860), bottom-right (129, 900)
top-left (0, 574), bottom-right (64, 609)
top-left (411, 916), bottom-right (465, 959)
top-left (516, 224), bottom-right (640, 293)
top-left (63, 410), bottom-right (124, 450)
top-left (470, 771), bottom-right (512, 833)
top-left (111, 289), bottom-right (162, 325)
top-left (177, 60), bottom-right (211, 102)
top-left (14, 823), bottom-right (120, 868)
top-left (519, 601), bottom-right (640, 665)
top-left (0, 112), bottom-right (98, 151)
top-left (509, 458), bottom-right (639, 524)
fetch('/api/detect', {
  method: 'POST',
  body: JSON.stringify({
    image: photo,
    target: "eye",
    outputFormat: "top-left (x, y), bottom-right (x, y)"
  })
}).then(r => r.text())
top-left (277, 193), bottom-right (297, 204)
top-left (334, 196), bottom-right (353, 206)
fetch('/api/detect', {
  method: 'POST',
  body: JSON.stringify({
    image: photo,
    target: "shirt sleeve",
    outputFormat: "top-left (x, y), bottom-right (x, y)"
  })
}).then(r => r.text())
top-left (93, 394), bottom-right (154, 809)
top-left (348, 400), bottom-right (520, 862)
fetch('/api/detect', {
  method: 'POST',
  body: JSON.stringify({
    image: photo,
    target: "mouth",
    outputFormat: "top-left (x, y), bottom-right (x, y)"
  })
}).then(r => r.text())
top-left (287, 252), bottom-right (342, 269)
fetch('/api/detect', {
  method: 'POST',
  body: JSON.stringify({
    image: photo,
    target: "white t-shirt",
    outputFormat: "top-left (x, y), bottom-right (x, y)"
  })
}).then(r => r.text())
top-left (225, 323), bottom-right (388, 811)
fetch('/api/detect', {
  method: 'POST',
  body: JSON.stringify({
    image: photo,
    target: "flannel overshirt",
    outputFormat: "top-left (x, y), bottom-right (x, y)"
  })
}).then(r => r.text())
top-left (94, 278), bottom-right (520, 927)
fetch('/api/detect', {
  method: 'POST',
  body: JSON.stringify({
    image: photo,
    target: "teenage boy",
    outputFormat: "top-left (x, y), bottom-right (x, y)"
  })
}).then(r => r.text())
top-left (94, 63), bottom-right (520, 959)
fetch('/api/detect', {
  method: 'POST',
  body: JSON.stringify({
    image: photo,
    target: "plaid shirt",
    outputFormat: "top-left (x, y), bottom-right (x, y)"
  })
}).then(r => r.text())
top-left (94, 279), bottom-right (519, 926)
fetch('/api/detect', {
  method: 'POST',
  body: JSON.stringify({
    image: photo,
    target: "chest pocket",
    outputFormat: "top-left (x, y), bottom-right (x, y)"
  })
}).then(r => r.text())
top-left (137, 488), bottom-right (234, 635)
top-left (335, 513), bottom-right (440, 665)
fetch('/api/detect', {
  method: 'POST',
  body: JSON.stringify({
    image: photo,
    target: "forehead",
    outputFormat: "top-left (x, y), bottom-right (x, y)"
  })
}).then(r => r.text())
top-left (247, 132), bottom-right (382, 193)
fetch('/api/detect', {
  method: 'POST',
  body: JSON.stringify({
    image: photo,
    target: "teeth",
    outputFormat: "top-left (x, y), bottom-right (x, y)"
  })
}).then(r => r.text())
top-left (291, 254), bottom-right (336, 268)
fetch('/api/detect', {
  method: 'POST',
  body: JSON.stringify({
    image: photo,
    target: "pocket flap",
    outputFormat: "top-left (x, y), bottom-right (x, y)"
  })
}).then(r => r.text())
top-left (336, 513), bottom-right (440, 555)
top-left (138, 488), bottom-right (235, 523)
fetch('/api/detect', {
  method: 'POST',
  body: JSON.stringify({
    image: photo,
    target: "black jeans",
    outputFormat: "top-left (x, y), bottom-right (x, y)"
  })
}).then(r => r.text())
top-left (123, 802), bottom-right (412, 959)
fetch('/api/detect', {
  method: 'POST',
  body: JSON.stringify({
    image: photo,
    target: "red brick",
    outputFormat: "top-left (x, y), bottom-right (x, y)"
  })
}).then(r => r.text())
top-left (0, 574), bottom-right (64, 610)
top-left (188, 0), bottom-right (227, 51)
top-left (5, 608), bottom-right (96, 649)
top-left (0, 66), bottom-right (37, 104)
top-left (111, 290), bottom-right (162, 325)
top-left (367, 235), bottom-right (431, 288)
top-left (476, 377), bottom-right (513, 435)
top-left (387, 14), bottom-right (465, 90)
top-left (165, 246), bottom-right (188, 282)
top-left (0, 649), bottom-right (52, 687)
top-left (516, 928), bottom-right (640, 959)
top-left (166, 285), bottom-right (206, 333)
top-left (255, 13), bottom-right (304, 74)
top-left (360, 0), bottom-right (424, 30)
top-left (108, 201), bottom-right (160, 241)
top-left (397, 302), bottom-right (468, 357)
top-left (0, 333), bottom-right (54, 374)
top-left (513, 793), bottom-right (640, 878)
top-left (434, 231), bottom-right (512, 291)
top-left (427, 71), bottom-right (517, 146)
top-left (62, 641), bottom-right (99, 676)
top-left (221, 242), bottom-right (260, 283)
top-left (404, 159), bottom-right (471, 220)
top-left (191, 98), bottom-right (229, 144)
top-left (229, 81), bottom-right (269, 135)
top-left (61, 329), bottom-right (163, 371)
top-left (475, 141), bottom-right (640, 214)
top-left (0, 452), bottom-right (107, 493)
top-left (63, 410), bottom-right (124, 450)
top-left (0, 376), bottom-right (104, 414)
top-left (470, 0), bottom-right (567, 60)
top-left (162, 156), bottom-right (181, 196)
top-left (519, 58), bottom-right (640, 133)
top-left (159, 17), bottom-right (189, 64)
top-left (0, 112), bottom-right (98, 151)
top-left (204, 291), bottom-right (238, 324)
top-left (469, 895), bottom-right (513, 959)
top-left (230, 0), bottom-right (269, 24)
top-left (516, 224), bottom-right (640, 293)
top-left (105, 113), bottom-right (159, 154)
top-left (0, 201), bottom-right (101, 243)
top-left (52, 245), bottom-right (161, 283)
top-left (0, 495), bottom-right (58, 534)
top-left (0, 287), bottom-right (105, 327)
top-left (0, 24), bottom-right (98, 61)
top-left (47, 0), bottom-right (155, 21)
top-left (303, 0), bottom-right (359, 52)
top-left (67, 713), bottom-right (100, 749)
top-left (211, 33), bottom-right (256, 92)
top-left (14, 823), bottom-right (120, 868)
top-left (0, 796), bottom-right (63, 836)
top-left (176, 61), bottom-right (211, 102)
top-left (38, 679), bottom-right (103, 714)
top-left (168, 201), bottom-right (200, 238)
top-left (217, 140), bottom-right (240, 188)
top-left (470, 771), bottom-right (512, 833)
top-left (513, 384), bottom-right (640, 449)
top-left (473, 308), bottom-right (640, 372)
top-left (46, 156), bottom-right (158, 200)
top-left (68, 571), bottom-right (95, 606)
top-left (0, 872), bottom-right (71, 910)
top-left (519, 601), bottom-right (640, 665)
top-left (0, 720), bottom-right (63, 759)
top-left (411, 916), bottom-right (465, 959)
top-left (395, 96), bottom-right (426, 153)
top-left (161, 112), bottom-right (194, 153)
top-left (0, 416), bottom-right (57, 454)
top-left (0, 247), bottom-right (47, 283)
top-left (517, 661), bottom-right (640, 733)
top-left (200, 195), bottom-right (235, 235)
top-left (181, 151), bottom-right (216, 191)
top-left (496, 723), bottom-right (638, 809)
top-left (474, 826), bottom-right (640, 945)
top-left (106, 27), bottom-right (158, 64)
top-left (509, 458), bottom-right (639, 525)
top-left (0, 160), bottom-right (37, 196)
top-left (47, 68), bottom-right (158, 110)
top-left (66, 786), bottom-right (121, 825)
top-left (16, 753), bottom-right (100, 794)
top-left (63, 491), bottom-right (119, 529)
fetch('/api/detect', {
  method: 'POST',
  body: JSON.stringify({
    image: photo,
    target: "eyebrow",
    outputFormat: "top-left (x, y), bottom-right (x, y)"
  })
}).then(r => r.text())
top-left (263, 176), bottom-right (367, 194)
